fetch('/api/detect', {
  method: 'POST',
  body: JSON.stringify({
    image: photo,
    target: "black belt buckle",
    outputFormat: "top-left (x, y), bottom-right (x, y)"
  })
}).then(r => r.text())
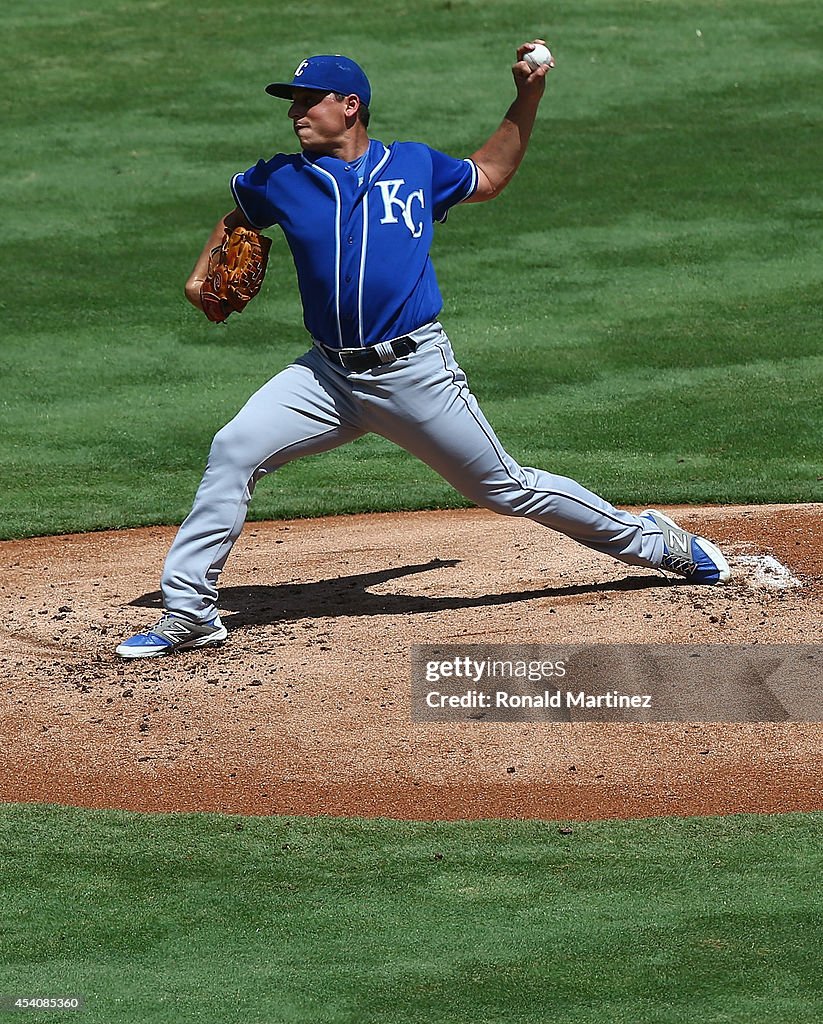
top-left (324, 337), bottom-right (417, 371)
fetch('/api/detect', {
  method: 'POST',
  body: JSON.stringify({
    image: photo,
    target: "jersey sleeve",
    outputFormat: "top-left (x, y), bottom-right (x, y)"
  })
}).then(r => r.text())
top-left (428, 147), bottom-right (479, 223)
top-left (230, 159), bottom-right (280, 229)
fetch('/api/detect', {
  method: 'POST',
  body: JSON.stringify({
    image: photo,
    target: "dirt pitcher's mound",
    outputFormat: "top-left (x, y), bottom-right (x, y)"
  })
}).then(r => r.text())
top-left (1, 504), bottom-right (820, 821)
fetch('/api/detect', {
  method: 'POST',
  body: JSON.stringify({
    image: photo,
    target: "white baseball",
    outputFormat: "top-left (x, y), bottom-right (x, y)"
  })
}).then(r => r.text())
top-left (523, 43), bottom-right (553, 71)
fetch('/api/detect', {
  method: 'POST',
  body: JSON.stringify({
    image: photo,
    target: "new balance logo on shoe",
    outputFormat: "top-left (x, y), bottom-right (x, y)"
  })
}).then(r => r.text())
top-left (116, 613), bottom-right (228, 659)
top-left (663, 526), bottom-right (690, 556)
top-left (162, 619), bottom-right (201, 642)
top-left (642, 509), bottom-right (731, 586)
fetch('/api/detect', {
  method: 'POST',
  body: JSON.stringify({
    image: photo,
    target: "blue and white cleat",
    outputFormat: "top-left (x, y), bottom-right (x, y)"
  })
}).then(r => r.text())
top-left (642, 509), bottom-right (731, 585)
top-left (116, 613), bottom-right (228, 659)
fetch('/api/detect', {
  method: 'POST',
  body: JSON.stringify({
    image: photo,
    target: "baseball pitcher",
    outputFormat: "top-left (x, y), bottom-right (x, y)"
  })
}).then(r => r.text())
top-left (117, 45), bottom-right (730, 658)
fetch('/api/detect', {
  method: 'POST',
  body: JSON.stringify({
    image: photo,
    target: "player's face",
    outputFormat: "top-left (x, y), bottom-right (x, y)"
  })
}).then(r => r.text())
top-left (288, 89), bottom-right (349, 153)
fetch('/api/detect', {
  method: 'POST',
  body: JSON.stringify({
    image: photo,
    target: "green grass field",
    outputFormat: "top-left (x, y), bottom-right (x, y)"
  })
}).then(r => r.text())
top-left (2, 805), bottom-right (821, 1024)
top-left (1, 0), bottom-right (820, 539)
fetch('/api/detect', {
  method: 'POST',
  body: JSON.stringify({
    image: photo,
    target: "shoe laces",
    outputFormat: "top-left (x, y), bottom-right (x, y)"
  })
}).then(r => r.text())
top-left (661, 551), bottom-right (699, 577)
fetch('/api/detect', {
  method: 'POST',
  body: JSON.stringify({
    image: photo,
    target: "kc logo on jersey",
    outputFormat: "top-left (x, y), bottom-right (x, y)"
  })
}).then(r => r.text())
top-left (375, 179), bottom-right (425, 238)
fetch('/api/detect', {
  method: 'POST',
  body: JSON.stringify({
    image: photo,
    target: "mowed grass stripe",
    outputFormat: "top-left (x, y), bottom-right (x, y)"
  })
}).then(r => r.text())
top-left (1, 804), bottom-right (821, 1023)
top-left (1, 0), bottom-right (821, 537)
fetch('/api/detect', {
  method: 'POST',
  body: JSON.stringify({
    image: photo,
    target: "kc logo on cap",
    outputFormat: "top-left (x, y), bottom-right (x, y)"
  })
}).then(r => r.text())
top-left (266, 54), bottom-right (372, 106)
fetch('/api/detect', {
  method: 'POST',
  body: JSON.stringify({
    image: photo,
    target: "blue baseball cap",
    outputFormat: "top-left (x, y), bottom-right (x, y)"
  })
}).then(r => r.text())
top-left (266, 55), bottom-right (372, 106)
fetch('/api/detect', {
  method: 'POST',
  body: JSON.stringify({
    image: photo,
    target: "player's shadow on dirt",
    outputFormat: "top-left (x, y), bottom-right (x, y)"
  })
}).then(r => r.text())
top-left (131, 558), bottom-right (673, 627)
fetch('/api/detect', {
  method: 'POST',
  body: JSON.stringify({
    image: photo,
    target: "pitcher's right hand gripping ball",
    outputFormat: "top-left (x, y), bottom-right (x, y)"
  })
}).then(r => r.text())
top-left (200, 226), bottom-right (272, 323)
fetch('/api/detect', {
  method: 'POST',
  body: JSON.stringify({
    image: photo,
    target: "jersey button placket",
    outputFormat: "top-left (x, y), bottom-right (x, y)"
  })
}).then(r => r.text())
top-left (345, 235), bottom-right (354, 281)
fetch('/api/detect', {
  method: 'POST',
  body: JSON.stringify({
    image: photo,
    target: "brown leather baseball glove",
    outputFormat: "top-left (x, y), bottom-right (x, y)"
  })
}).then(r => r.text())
top-left (200, 226), bottom-right (272, 323)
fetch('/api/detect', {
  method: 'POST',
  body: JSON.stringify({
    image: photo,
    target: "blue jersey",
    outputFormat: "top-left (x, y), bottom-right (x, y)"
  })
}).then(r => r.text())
top-left (231, 139), bottom-right (478, 348)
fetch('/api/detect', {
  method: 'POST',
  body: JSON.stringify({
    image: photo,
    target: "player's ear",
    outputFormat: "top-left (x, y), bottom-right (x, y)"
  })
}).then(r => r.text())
top-left (343, 93), bottom-right (361, 120)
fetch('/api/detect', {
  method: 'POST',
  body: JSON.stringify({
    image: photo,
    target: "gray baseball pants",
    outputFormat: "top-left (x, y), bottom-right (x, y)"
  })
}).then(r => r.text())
top-left (161, 321), bottom-right (665, 620)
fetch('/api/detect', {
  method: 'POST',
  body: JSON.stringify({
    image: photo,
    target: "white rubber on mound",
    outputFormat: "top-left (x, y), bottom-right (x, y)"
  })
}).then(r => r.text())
top-left (731, 554), bottom-right (802, 590)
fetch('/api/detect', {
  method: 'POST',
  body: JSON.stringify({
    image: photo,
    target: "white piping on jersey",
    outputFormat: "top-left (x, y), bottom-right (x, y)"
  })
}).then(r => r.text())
top-left (302, 157), bottom-right (343, 345)
top-left (435, 158), bottom-right (479, 224)
top-left (462, 159), bottom-right (479, 201)
top-left (358, 147), bottom-right (390, 346)
top-left (358, 191), bottom-right (368, 346)
top-left (368, 145), bottom-right (392, 183)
